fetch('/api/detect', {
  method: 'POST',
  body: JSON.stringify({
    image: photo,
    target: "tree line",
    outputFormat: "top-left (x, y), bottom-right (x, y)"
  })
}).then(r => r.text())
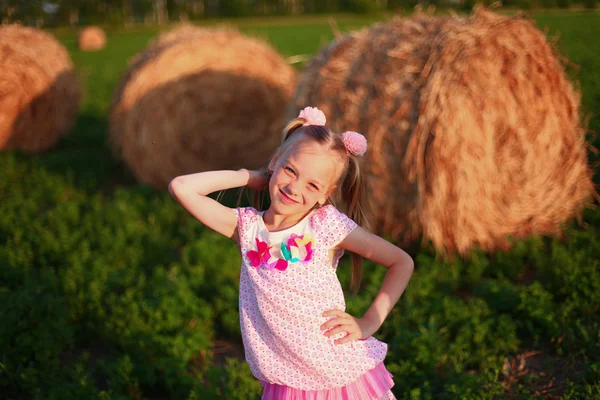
top-left (0, 0), bottom-right (596, 27)
top-left (1, 0), bottom-right (392, 26)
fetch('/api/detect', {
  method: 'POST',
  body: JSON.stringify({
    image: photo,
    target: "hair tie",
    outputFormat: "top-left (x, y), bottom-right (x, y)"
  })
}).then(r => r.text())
top-left (298, 106), bottom-right (326, 126)
top-left (341, 131), bottom-right (367, 156)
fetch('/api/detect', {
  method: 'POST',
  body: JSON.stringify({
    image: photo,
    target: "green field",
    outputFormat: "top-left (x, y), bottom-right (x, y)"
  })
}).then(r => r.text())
top-left (1, 11), bottom-right (599, 400)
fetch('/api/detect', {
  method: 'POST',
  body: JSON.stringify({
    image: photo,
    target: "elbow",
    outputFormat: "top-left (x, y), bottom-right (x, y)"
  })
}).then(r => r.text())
top-left (399, 250), bottom-right (414, 273)
top-left (386, 250), bottom-right (414, 273)
top-left (406, 256), bottom-right (415, 272)
top-left (168, 176), bottom-right (185, 198)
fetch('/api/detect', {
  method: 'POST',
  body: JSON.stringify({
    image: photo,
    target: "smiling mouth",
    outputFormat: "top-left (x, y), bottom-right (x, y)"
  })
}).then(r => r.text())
top-left (279, 189), bottom-right (298, 204)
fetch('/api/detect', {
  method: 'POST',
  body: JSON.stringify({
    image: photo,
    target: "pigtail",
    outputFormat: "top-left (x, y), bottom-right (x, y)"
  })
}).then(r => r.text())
top-left (341, 156), bottom-right (370, 295)
top-left (282, 118), bottom-right (306, 143)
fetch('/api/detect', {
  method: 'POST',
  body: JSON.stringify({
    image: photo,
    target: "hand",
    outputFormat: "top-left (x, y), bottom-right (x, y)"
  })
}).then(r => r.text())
top-left (320, 309), bottom-right (377, 345)
top-left (243, 169), bottom-right (269, 191)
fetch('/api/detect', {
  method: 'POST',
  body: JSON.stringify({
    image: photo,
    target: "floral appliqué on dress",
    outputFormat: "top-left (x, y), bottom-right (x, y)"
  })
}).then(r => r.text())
top-left (246, 234), bottom-right (314, 271)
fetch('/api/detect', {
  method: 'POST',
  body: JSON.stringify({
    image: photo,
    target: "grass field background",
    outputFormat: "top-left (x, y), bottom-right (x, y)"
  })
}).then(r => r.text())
top-left (1, 10), bottom-right (599, 400)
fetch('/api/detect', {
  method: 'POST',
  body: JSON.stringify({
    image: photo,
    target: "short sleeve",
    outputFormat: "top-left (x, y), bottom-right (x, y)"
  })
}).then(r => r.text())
top-left (310, 205), bottom-right (358, 249)
top-left (233, 207), bottom-right (259, 249)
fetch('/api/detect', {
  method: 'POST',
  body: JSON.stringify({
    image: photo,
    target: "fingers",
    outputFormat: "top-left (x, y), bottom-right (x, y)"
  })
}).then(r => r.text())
top-left (323, 326), bottom-right (360, 344)
top-left (321, 321), bottom-right (359, 344)
top-left (320, 309), bottom-right (351, 330)
top-left (320, 315), bottom-right (352, 331)
top-left (335, 333), bottom-right (360, 345)
top-left (322, 309), bottom-right (345, 318)
top-left (324, 325), bottom-right (357, 338)
top-left (320, 309), bottom-right (361, 345)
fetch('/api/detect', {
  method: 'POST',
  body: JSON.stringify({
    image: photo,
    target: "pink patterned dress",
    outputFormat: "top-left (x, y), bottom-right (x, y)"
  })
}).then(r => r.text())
top-left (233, 205), bottom-right (396, 400)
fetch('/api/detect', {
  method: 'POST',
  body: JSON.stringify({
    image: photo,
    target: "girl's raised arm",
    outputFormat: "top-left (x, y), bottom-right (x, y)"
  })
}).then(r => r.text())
top-left (169, 169), bottom-right (264, 243)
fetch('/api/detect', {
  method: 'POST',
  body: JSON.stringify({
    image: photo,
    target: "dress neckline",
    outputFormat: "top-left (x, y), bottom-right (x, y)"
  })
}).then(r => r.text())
top-left (258, 208), bottom-right (316, 235)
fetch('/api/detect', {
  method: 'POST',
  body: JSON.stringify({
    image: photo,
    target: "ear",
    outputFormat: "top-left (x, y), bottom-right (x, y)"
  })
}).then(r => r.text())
top-left (269, 150), bottom-right (280, 171)
top-left (318, 185), bottom-right (337, 206)
top-left (268, 153), bottom-right (280, 172)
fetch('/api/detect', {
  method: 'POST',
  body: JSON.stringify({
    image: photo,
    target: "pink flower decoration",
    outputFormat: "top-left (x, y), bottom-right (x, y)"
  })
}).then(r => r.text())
top-left (287, 234), bottom-right (314, 262)
top-left (303, 241), bottom-right (314, 262)
top-left (341, 131), bottom-right (368, 156)
top-left (287, 233), bottom-right (301, 248)
top-left (273, 259), bottom-right (289, 271)
top-left (266, 246), bottom-right (283, 269)
top-left (247, 238), bottom-right (270, 267)
top-left (247, 234), bottom-right (314, 272)
top-left (298, 107), bottom-right (326, 126)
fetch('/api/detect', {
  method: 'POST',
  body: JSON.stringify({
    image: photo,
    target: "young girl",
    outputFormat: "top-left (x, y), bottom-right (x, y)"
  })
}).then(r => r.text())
top-left (169, 107), bottom-right (414, 400)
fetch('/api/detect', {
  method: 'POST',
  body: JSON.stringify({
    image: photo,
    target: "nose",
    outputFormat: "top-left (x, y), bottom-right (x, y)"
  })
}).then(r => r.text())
top-left (286, 178), bottom-right (300, 196)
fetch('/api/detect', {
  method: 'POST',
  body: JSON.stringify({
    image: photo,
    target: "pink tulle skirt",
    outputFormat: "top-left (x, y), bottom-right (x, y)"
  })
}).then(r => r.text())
top-left (260, 362), bottom-right (395, 400)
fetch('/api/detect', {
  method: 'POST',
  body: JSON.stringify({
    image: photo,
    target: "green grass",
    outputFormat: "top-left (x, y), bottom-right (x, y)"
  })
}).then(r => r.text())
top-left (1, 12), bottom-right (599, 400)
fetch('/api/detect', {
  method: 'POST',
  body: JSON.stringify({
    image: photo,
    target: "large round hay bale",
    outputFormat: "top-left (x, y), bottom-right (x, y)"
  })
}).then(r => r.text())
top-left (111, 25), bottom-right (217, 113)
top-left (0, 25), bottom-right (81, 153)
top-left (288, 7), bottom-right (595, 255)
top-left (77, 26), bottom-right (106, 51)
top-left (111, 26), bottom-right (296, 188)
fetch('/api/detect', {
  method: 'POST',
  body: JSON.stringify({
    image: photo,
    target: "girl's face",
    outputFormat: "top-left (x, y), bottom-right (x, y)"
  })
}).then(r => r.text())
top-left (268, 140), bottom-right (341, 216)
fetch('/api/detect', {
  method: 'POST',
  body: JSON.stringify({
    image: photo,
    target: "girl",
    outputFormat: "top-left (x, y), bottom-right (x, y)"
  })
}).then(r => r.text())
top-left (169, 106), bottom-right (414, 400)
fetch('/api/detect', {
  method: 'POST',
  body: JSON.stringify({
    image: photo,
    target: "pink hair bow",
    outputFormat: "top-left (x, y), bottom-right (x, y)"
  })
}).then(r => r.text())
top-left (298, 106), bottom-right (326, 126)
top-left (341, 131), bottom-right (367, 156)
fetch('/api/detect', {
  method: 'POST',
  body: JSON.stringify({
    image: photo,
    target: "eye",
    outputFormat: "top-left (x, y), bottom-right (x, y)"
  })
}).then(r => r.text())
top-left (284, 166), bottom-right (295, 175)
top-left (309, 183), bottom-right (319, 190)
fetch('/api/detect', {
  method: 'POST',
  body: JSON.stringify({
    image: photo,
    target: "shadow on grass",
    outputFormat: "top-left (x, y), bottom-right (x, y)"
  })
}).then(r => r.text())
top-left (9, 112), bottom-right (249, 209)
top-left (28, 113), bottom-right (139, 193)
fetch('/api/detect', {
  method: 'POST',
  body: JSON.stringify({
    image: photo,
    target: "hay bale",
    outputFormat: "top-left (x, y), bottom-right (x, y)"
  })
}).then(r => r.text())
top-left (149, 24), bottom-right (213, 48)
top-left (77, 26), bottom-right (106, 51)
top-left (0, 25), bottom-right (81, 153)
top-left (110, 25), bottom-right (297, 188)
top-left (288, 7), bottom-right (595, 254)
top-left (111, 25), bottom-right (216, 112)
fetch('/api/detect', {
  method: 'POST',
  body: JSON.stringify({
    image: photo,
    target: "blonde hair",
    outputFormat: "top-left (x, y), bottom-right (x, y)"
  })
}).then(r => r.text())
top-left (245, 117), bottom-right (370, 294)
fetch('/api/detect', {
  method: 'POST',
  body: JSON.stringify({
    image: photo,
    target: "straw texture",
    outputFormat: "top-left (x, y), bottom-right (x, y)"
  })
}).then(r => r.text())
top-left (288, 8), bottom-right (595, 254)
top-left (0, 25), bottom-right (81, 153)
top-left (111, 25), bottom-right (297, 188)
top-left (77, 26), bottom-right (106, 51)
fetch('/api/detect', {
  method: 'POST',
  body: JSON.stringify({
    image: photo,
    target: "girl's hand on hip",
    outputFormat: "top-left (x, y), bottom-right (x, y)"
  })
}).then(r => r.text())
top-left (320, 309), bottom-right (376, 345)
